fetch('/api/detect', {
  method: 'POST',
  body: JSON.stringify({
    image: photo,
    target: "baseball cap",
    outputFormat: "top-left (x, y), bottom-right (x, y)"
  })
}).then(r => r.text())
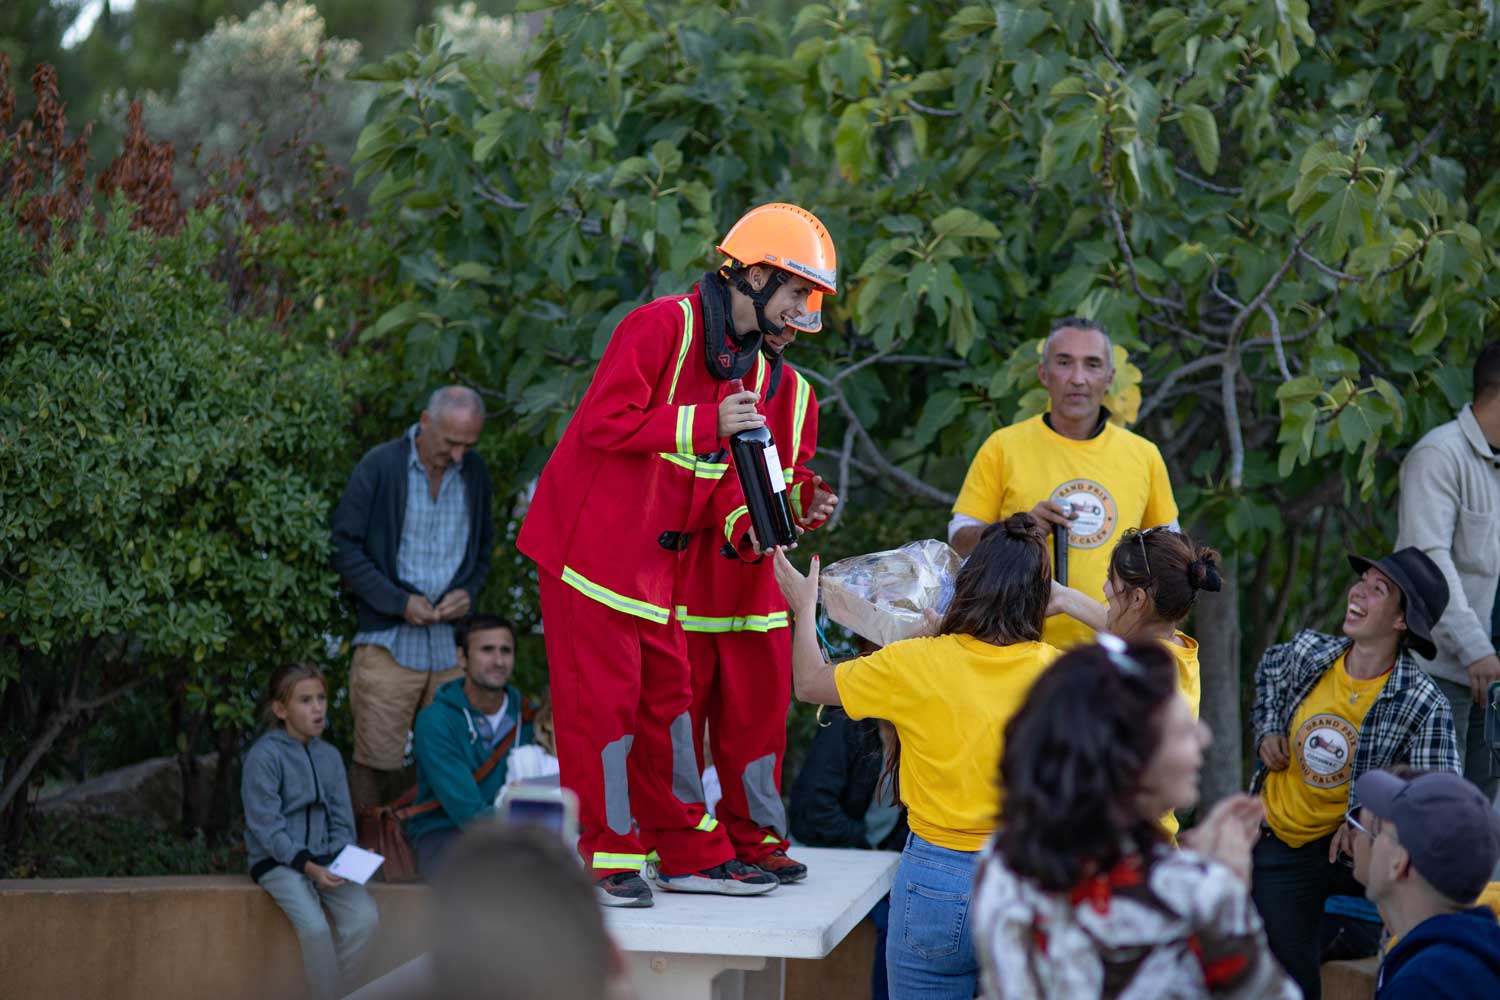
top-left (1353, 770), bottom-right (1500, 903)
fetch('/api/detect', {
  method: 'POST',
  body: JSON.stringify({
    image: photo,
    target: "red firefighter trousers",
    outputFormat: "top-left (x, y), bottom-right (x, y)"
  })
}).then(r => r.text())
top-left (538, 571), bottom-right (735, 878)
top-left (687, 627), bottom-right (793, 863)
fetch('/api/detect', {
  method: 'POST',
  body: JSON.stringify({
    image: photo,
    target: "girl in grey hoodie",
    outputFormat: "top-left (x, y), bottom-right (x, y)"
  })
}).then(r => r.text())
top-left (242, 664), bottom-right (379, 1000)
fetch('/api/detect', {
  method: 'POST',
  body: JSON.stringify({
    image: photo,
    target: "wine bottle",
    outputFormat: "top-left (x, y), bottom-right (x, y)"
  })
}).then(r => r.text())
top-left (726, 379), bottom-right (798, 549)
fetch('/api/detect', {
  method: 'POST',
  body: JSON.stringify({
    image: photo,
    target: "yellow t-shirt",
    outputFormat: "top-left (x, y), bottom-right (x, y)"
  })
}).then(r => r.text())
top-left (1160, 632), bottom-right (1201, 840)
top-left (1263, 654), bottom-right (1391, 847)
top-left (1167, 632), bottom-right (1202, 719)
top-left (952, 414), bottom-right (1178, 649)
top-left (833, 634), bottom-right (1060, 851)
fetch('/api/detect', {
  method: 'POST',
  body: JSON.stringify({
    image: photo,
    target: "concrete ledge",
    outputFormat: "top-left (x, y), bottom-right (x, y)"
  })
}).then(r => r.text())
top-left (0, 874), bottom-right (883, 1000)
top-left (0, 876), bottom-right (429, 1000)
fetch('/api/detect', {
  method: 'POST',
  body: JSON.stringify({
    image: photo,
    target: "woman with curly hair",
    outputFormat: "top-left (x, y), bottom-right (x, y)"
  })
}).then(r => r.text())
top-left (972, 637), bottom-right (1295, 999)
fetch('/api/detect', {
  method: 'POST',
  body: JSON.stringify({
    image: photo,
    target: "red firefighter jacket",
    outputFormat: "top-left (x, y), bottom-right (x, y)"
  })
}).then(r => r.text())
top-left (518, 290), bottom-right (749, 624)
top-left (676, 360), bottom-right (824, 634)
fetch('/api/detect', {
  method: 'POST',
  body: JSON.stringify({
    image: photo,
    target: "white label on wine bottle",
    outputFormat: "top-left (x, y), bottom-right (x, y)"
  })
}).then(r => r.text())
top-left (763, 441), bottom-right (787, 493)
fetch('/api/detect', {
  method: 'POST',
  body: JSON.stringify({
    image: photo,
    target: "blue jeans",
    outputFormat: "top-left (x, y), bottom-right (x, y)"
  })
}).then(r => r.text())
top-left (886, 832), bottom-right (979, 999)
top-left (259, 865), bottom-right (379, 1000)
top-left (870, 894), bottom-right (891, 1000)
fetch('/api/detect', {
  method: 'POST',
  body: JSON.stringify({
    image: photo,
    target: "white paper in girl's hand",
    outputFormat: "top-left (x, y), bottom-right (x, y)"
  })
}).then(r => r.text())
top-left (327, 844), bottom-right (384, 884)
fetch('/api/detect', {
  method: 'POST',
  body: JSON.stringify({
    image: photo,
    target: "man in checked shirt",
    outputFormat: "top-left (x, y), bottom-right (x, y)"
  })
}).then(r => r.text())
top-left (332, 386), bottom-right (496, 814)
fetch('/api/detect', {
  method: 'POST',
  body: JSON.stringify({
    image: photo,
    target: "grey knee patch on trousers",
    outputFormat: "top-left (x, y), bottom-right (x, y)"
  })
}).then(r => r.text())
top-left (743, 753), bottom-right (786, 836)
top-left (670, 712), bottom-right (705, 804)
top-left (602, 735), bottom-right (635, 835)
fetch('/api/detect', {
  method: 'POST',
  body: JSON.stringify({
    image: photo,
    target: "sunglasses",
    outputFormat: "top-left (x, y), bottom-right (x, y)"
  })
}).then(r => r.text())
top-left (1345, 808), bottom-right (1374, 839)
top-left (1122, 525), bottom-right (1171, 579)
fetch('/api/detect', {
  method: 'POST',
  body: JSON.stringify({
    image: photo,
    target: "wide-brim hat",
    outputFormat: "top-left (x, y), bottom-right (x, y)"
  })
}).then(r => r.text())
top-left (1346, 547), bottom-right (1449, 661)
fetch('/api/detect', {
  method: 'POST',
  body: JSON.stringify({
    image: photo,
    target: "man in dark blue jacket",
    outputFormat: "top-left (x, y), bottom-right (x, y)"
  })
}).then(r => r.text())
top-left (1348, 769), bottom-right (1500, 999)
top-left (332, 386), bottom-right (495, 813)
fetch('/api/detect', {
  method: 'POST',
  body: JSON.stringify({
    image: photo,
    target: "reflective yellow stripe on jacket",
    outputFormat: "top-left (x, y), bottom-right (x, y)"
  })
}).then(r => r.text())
top-left (674, 607), bottom-right (790, 634)
top-left (561, 566), bottom-right (671, 625)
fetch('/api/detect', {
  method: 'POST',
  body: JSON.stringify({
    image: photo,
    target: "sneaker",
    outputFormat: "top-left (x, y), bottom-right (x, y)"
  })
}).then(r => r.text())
top-left (756, 849), bottom-right (808, 884)
top-left (654, 858), bottom-right (779, 896)
top-left (595, 871), bottom-right (654, 908)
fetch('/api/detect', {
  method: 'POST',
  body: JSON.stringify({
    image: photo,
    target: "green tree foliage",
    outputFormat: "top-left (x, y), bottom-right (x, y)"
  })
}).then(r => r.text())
top-left (0, 201), bottom-right (357, 841)
top-left (0, 51), bottom-right (402, 850)
top-left (354, 0), bottom-right (1500, 799)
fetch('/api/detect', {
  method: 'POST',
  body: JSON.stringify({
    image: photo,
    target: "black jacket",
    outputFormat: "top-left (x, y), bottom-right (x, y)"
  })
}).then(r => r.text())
top-left (789, 708), bottom-right (907, 851)
top-left (330, 434), bottom-right (495, 633)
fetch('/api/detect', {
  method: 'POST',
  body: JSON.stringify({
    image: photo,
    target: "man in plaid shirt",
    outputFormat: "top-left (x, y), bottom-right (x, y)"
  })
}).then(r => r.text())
top-left (1248, 546), bottom-right (1459, 999)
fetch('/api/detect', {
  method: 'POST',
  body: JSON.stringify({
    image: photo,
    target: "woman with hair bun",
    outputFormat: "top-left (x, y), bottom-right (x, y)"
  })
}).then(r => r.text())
top-left (972, 638), bottom-right (1295, 999)
top-left (773, 512), bottom-right (1060, 999)
top-left (1048, 527), bottom-right (1221, 838)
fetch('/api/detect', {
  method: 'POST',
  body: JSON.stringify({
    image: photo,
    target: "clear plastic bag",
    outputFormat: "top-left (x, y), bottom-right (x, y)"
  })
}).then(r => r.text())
top-left (819, 539), bottom-right (961, 647)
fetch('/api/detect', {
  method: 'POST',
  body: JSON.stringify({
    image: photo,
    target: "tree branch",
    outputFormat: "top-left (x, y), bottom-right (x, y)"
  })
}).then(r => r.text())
top-left (905, 98), bottom-right (960, 118)
top-left (1106, 185), bottom-right (1185, 311)
top-left (1296, 247), bottom-right (1359, 282)
top-left (1174, 166), bottom-right (1243, 195)
top-left (1259, 302), bottom-right (1292, 381)
top-left (1139, 352), bottom-right (1228, 421)
top-left (825, 423), bottom-right (857, 533)
top-left (1158, 409), bottom-right (1208, 463)
top-left (473, 172), bottom-right (606, 236)
top-left (1142, 312), bottom-right (1226, 349)
top-left (1400, 116), bottom-right (1446, 172)
top-left (1374, 240), bottom-right (1427, 280)
top-left (473, 173), bottom-right (527, 211)
top-left (803, 369), bottom-right (955, 506)
top-left (1227, 230), bottom-right (1311, 348)
top-left (1085, 20), bottom-right (1127, 76)
top-left (879, 354), bottom-right (968, 368)
top-left (1208, 266), bottom-right (1246, 312)
top-left (1221, 355), bottom-right (1246, 489)
top-left (0, 676), bottom-right (141, 817)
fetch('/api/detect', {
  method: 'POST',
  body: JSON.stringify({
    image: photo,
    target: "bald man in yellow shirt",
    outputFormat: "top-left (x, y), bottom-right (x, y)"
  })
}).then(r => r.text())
top-left (949, 318), bottom-right (1179, 649)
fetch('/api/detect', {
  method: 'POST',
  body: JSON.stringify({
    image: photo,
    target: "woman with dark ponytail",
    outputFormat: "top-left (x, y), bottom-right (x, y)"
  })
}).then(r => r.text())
top-left (1048, 528), bottom-right (1221, 837)
top-left (773, 513), bottom-right (1060, 999)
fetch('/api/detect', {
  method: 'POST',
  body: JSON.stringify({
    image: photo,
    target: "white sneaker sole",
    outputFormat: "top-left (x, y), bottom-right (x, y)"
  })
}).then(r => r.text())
top-left (652, 874), bottom-right (778, 896)
top-left (596, 887), bottom-right (654, 908)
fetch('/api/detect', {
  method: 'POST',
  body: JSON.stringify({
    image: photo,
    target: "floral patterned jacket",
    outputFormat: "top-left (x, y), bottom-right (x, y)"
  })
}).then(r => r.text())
top-left (973, 843), bottom-right (1300, 1000)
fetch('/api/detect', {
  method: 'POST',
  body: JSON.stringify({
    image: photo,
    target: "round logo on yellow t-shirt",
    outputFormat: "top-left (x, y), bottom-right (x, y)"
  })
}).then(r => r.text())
top-left (1050, 479), bottom-right (1118, 548)
top-left (1294, 713), bottom-right (1356, 788)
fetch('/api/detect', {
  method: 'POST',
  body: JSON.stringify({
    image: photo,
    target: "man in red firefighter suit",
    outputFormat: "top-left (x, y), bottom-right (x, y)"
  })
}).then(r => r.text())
top-left (517, 204), bottom-right (838, 907)
top-left (680, 292), bottom-right (837, 885)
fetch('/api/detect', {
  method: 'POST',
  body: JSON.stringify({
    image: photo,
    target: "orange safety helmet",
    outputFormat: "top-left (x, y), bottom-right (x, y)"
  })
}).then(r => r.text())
top-left (785, 291), bottom-right (823, 334)
top-left (716, 203), bottom-right (838, 296)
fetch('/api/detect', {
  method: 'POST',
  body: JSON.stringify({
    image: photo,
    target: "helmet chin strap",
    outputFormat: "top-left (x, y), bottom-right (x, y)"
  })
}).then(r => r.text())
top-left (730, 266), bottom-right (790, 338)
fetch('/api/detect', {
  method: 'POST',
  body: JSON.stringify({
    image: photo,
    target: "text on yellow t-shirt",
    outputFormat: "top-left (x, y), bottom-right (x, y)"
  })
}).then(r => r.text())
top-left (952, 414), bottom-right (1178, 650)
top-left (1263, 653), bottom-right (1391, 848)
